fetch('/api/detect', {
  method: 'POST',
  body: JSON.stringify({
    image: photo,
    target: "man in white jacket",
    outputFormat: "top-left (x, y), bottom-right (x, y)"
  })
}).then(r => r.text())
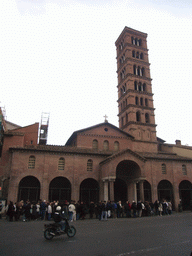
top-left (68, 201), bottom-right (76, 222)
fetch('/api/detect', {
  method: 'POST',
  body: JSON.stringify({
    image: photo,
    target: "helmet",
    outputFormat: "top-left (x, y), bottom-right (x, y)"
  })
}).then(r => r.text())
top-left (56, 206), bottom-right (61, 211)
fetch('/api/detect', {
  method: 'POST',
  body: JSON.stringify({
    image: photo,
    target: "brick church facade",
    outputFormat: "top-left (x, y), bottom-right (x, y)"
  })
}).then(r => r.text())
top-left (0, 27), bottom-right (192, 211)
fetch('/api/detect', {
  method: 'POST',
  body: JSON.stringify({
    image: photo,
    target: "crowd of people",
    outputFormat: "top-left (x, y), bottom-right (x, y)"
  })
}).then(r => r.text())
top-left (1, 198), bottom-right (173, 222)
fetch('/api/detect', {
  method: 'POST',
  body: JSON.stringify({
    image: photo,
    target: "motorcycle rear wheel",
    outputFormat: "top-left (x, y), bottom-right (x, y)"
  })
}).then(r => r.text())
top-left (44, 228), bottom-right (54, 240)
top-left (66, 225), bottom-right (76, 238)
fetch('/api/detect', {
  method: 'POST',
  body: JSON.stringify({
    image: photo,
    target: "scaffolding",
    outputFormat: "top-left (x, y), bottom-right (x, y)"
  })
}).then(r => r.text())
top-left (39, 112), bottom-right (50, 145)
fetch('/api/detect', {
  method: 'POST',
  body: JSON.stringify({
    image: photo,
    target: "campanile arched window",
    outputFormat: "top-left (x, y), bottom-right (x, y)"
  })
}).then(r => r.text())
top-left (136, 111), bottom-right (141, 122)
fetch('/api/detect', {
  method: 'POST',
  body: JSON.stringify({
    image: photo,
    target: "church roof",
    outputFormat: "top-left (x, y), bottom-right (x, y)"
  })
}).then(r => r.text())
top-left (137, 152), bottom-right (192, 162)
top-left (9, 144), bottom-right (112, 157)
top-left (65, 122), bottom-right (134, 145)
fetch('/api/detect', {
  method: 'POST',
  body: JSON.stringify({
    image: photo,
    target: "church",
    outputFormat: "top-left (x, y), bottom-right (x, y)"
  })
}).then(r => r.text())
top-left (0, 27), bottom-right (192, 211)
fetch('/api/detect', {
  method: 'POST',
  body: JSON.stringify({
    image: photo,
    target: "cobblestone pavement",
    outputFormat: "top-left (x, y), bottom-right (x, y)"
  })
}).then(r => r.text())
top-left (0, 212), bottom-right (192, 256)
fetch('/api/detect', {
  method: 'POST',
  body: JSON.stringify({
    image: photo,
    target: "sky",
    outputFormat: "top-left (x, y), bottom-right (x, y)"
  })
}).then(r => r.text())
top-left (1, 0), bottom-right (192, 146)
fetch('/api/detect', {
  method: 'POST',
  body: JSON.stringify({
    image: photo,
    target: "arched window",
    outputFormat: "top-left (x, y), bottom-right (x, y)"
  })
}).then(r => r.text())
top-left (162, 164), bottom-right (166, 174)
top-left (133, 65), bottom-right (137, 75)
top-left (92, 140), bottom-right (98, 150)
top-left (114, 141), bottom-right (119, 151)
top-left (87, 159), bottom-right (93, 171)
top-left (140, 53), bottom-right (143, 59)
top-left (28, 156), bottom-right (35, 169)
top-left (136, 52), bottom-right (139, 58)
top-left (135, 97), bottom-right (138, 105)
top-left (138, 82), bottom-right (142, 91)
top-left (137, 66), bottom-right (141, 76)
top-left (142, 67), bottom-right (145, 76)
top-left (139, 39), bottom-right (142, 46)
top-left (58, 157), bottom-right (65, 171)
top-left (134, 81), bottom-right (138, 90)
top-left (132, 51), bottom-right (135, 57)
top-left (136, 111), bottom-right (141, 122)
top-left (143, 83), bottom-right (146, 92)
top-left (140, 98), bottom-right (143, 106)
top-left (135, 38), bottom-right (138, 45)
top-left (182, 165), bottom-right (187, 175)
top-left (121, 117), bottom-right (124, 127)
top-left (126, 113), bottom-right (128, 123)
top-left (103, 140), bottom-right (109, 151)
top-left (145, 98), bottom-right (148, 106)
top-left (145, 113), bottom-right (150, 123)
top-left (132, 37), bottom-right (135, 45)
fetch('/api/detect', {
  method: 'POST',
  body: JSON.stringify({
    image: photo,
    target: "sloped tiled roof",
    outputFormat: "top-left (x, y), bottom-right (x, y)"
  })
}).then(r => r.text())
top-left (137, 152), bottom-right (192, 161)
top-left (9, 144), bottom-right (112, 157)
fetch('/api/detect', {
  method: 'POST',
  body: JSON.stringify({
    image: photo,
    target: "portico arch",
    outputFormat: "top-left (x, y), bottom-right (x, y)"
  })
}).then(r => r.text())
top-left (115, 160), bottom-right (142, 203)
top-left (18, 176), bottom-right (40, 202)
top-left (157, 180), bottom-right (173, 202)
top-left (49, 177), bottom-right (71, 202)
top-left (80, 178), bottom-right (99, 205)
top-left (179, 180), bottom-right (192, 210)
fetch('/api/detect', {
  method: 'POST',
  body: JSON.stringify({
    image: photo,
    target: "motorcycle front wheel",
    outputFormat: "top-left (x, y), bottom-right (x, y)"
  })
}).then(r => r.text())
top-left (66, 225), bottom-right (76, 238)
top-left (44, 228), bottom-right (54, 240)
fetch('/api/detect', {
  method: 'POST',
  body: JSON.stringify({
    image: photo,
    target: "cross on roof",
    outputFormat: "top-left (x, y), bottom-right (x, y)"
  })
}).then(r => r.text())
top-left (103, 114), bottom-right (108, 122)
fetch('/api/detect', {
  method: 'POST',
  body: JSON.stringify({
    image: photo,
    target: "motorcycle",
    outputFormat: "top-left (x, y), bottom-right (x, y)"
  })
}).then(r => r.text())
top-left (44, 217), bottom-right (76, 240)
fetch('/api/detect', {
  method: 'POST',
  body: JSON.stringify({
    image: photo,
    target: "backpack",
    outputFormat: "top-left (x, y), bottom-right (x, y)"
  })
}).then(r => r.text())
top-left (53, 212), bottom-right (62, 223)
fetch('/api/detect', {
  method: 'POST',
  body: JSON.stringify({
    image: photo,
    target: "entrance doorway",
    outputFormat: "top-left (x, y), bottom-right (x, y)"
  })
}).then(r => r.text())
top-left (114, 178), bottom-right (127, 203)
top-left (115, 160), bottom-right (141, 203)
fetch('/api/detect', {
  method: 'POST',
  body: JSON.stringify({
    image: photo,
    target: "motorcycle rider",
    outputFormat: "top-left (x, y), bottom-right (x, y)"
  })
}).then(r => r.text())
top-left (53, 206), bottom-right (65, 232)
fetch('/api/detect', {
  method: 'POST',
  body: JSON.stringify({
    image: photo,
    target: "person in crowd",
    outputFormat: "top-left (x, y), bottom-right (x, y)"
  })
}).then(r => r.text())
top-left (111, 201), bottom-right (117, 218)
top-left (162, 199), bottom-right (168, 215)
top-left (79, 201), bottom-right (86, 220)
top-left (47, 202), bottom-right (52, 221)
top-left (117, 201), bottom-right (123, 218)
top-left (106, 200), bottom-right (112, 218)
top-left (144, 201), bottom-right (151, 216)
top-left (25, 200), bottom-right (31, 221)
top-left (137, 201), bottom-right (143, 217)
top-left (131, 201), bottom-right (137, 218)
top-left (75, 201), bottom-right (81, 220)
top-left (68, 200), bottom-right (76, 222)
top-left (124, 200), bottom-right (131, 218)
top-left (30, 202), bottom-right (37, 220)
top-left (101, 201), bottom-right (107, 221)
top-left (89, 201), bottom-right (95, 219)
top-left (6, 201), bottom-right (15, 221)
top-left (158, 201), bottom-right (163, 216)
top-left (40, 200), bottom-right (47, 220)
top-left (36, 202), bottom-right (40, 219)
top-left (167, 201), bottom-right (172, 215)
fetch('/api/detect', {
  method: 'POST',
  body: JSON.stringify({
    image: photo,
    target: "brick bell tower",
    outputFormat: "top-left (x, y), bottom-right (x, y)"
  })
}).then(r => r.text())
top-left (115, 27), bottom-right (157, 142)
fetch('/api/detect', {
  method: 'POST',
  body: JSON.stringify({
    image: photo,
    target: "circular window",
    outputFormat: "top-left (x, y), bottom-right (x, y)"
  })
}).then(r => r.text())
top-left (104, 128), bottom-right (108, 132)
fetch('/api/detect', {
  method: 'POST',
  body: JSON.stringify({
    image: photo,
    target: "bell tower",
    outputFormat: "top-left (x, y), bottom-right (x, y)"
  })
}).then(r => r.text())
top-left (115, 27), bottom-right (157, 142)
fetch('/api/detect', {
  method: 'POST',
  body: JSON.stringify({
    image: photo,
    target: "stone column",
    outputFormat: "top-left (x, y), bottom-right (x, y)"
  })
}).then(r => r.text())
top-left (173, 182), bottom-right (180, 212)
top-left (109, 180), bottom-right (115, 201)
top-left (133, 182), bottom-right (137, 202)
top-left (103, 180), bottom-right (108, 202)
top-left (139, 181), bottom-right (144, 202)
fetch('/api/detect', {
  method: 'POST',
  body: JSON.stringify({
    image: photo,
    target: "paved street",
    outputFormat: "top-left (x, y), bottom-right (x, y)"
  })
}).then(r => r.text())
top-left (0, 212), bottom-right (192, 256)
